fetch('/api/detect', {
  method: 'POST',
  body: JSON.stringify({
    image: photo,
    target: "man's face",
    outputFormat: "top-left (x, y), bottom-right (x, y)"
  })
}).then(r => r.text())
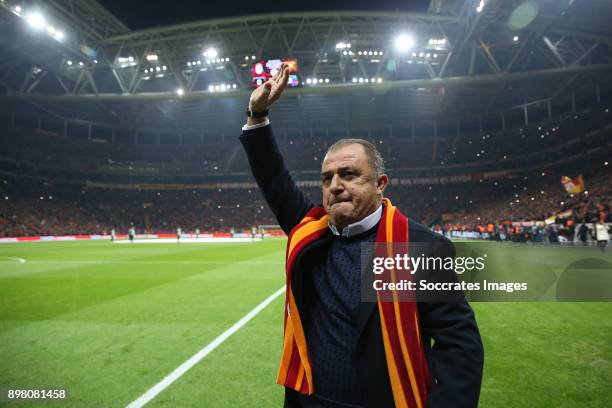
top-left (321, 143), bottom-right (388, 230)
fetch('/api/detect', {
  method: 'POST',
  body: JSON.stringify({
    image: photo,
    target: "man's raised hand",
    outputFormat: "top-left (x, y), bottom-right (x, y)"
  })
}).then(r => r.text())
top-left (248, 63), bottom-right (290, 113)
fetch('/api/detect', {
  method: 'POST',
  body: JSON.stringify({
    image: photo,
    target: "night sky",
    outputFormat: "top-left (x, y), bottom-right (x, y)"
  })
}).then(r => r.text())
top-left (98, 0), bottom-right (431, 31)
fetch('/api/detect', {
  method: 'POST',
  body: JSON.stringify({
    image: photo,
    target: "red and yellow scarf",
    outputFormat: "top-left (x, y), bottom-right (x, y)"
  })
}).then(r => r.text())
top-left (277, 198), bottom-right (431, 408)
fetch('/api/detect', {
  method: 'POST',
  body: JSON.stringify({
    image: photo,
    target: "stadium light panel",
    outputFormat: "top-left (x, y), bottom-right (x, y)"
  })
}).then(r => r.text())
top-left (513, 36), bottom-right (519, 42)
top-left (176, 88), bottom-right (184, 96)
top-left (26, 12), bottom-right (46, 30)
top-left (146, 54), bottom-right (158, 61)
top-left (476, 0), bottom-right (485, 12)
top-left (394, 34), bottom-right (415, 52)
top-left (204, 48), bottom-right (218, 59)
top-left (13, 5), bottom-right (22, 14)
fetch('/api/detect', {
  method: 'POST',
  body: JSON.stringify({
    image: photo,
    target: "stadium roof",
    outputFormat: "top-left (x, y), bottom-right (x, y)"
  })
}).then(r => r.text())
top-left (0, 0), bottom-right (611, 135)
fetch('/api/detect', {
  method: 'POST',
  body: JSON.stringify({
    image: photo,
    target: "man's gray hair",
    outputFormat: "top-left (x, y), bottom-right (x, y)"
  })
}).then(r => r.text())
top-left (325, 138), bottom-right (386, 179)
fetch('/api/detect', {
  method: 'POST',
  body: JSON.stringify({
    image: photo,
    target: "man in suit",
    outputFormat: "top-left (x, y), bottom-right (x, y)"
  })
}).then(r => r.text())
top-left (240, 63), bottom-right (484, 408)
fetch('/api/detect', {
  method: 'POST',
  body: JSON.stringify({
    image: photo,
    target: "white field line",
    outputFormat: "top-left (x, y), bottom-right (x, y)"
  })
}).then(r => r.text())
top-left (125, 286), bottom-right (286, 408)
top-left (0, 257), bottom-right (26, 263)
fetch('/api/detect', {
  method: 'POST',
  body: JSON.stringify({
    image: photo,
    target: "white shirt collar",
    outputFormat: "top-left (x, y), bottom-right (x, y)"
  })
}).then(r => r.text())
top-left (328, 205), bottom-right (383, 237)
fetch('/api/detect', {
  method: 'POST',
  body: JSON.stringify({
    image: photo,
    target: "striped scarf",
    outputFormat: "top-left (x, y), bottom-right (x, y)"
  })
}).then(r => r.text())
top-left (277, 198), bottom-right (431, 408)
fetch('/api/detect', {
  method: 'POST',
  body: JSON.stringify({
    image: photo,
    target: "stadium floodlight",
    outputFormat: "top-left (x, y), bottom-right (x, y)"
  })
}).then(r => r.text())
top-left (204, 47), bottom-right (218, 59)
top-left (13, 5), bottom-right (22, 15)
top-left (53, 30), bottom-right (64, 41)
top-left (394, 34), bottom-right (415, 52)
top-left (513, 36), bottom-right (519, 42)
top-left (155, 66), bottom-right (161, 72)
top-left (146, 54), bottom-right (158, 61)
top-left (208, 85), bottom-right (214, 92)
top-left (26, 12), bottom-right (46, 30)
top-left (352, 78), bottom-right (357, 83)
top-left (176, 88), bottom-right (184, 96)
top-left (476, 0), bottom-right (485, 12)
top-left (66, 60), bottom-right (72, 66)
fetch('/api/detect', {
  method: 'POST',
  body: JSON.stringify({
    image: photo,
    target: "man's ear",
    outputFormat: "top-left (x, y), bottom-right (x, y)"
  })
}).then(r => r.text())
top-left (377, 174), bottom-right (389, 194)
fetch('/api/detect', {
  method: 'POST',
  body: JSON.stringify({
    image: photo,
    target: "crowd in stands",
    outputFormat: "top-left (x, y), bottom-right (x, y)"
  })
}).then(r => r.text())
top-left (1, 166), bottom-right (609, 238)
top-left (0, 104), bottom-right (610, 239)
top-left (1, 106), bottom-right (610, 181)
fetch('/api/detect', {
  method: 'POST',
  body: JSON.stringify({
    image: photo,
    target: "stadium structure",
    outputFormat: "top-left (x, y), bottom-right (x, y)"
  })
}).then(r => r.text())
top-left (0, 0), bottom-right (610, 239)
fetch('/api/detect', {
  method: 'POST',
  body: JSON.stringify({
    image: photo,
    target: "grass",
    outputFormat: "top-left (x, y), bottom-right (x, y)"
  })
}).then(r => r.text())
top-left (0, 239), bottom-right (611, 407)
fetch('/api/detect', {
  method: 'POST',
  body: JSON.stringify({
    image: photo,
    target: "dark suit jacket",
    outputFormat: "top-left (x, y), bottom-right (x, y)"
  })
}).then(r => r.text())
top-left (240, 124), bottom-right (484, 408)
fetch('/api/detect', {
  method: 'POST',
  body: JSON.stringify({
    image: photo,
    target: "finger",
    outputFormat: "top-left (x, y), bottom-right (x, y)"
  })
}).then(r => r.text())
top-left (277, 64), bottom-right (290, 91)
top-left (282, 63), bottom-right (290, 83)
top-left (273, 63), bottom-right (286, 84)
top-left (272, 65), bottom-right (282, 83)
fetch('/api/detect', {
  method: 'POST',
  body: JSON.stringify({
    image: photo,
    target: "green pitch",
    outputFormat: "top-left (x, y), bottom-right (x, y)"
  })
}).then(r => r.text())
top-left (0, 239), bottom-right (610, 407)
